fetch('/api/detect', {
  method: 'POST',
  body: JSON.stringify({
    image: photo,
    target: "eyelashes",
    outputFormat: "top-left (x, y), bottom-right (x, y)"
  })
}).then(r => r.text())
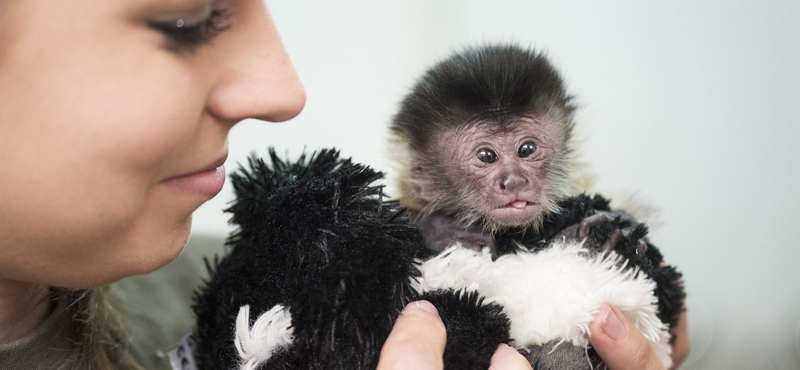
top-left (148, 8), bottom-right (232, 52)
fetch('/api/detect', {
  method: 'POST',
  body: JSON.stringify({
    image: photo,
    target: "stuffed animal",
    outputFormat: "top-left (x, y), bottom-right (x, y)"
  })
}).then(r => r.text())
top-left (191, 149), bottom-right (683, 370)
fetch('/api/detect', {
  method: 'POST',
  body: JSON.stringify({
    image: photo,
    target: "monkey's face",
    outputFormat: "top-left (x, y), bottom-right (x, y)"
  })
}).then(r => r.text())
top-left (415, 118), bottom-right (569, 230)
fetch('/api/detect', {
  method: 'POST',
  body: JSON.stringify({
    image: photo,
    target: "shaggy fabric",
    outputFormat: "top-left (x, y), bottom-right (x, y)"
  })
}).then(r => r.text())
top-left (192, 149), bottom-right (429, 370)
top-left (419, 290), bottom-right (511, 369)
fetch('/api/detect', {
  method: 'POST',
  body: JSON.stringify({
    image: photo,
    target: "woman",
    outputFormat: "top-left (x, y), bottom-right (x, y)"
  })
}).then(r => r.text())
top-left (0, 1), bottom-right (686, 369)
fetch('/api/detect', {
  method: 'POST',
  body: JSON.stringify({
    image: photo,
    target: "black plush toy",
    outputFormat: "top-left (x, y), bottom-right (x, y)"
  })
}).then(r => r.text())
top-left (192, 149), bottom-right (683, 370)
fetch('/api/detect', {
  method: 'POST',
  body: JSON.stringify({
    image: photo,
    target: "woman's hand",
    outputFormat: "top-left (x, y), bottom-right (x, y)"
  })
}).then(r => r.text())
top-left (376, 300), bottom-right (689, 370)
top-left (589, 303), bottom-right (690, 370)
top-left (376, 301), bottom-right (532, 370)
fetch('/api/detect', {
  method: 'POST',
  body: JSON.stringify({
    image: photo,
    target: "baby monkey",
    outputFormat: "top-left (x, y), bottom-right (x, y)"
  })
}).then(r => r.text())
top-left (390, 46), bottom-right (676, 368)
top-left (392, 44), bottom-right (588, 254)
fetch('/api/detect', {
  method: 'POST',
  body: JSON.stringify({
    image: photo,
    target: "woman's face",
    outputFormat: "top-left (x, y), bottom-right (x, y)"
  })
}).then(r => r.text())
top-left (0, 0), bottom-right (305, 288)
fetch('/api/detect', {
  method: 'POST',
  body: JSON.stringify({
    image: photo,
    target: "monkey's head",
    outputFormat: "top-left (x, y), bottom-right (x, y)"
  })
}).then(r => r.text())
top-left (391, 44), bottom-right (576, 232)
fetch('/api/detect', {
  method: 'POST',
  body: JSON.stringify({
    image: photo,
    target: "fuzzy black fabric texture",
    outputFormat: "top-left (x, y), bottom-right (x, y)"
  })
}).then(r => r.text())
top-left (192, 149), bottom-right (684, 369)
top-left (420, 290), bottom-right (511, 369)
top-left (192, 149), bottom-right (428, 370)
top-left (192, 149), bottom-right (509, 370)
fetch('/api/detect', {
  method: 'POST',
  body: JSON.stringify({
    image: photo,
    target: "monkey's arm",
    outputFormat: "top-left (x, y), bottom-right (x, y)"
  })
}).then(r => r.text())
top-left (417, 213), bottom-right (497, 256)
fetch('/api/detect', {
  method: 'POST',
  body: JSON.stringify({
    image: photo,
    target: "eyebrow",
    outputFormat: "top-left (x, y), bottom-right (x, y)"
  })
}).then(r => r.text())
top-left (131, 0), bottom-right (213, 21)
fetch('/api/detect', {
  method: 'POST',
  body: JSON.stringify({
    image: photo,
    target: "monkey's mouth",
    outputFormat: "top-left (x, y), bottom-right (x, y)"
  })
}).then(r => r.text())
top-left (504, 200), bottom-right (531, 210)
top-left (489, 200), bottom-right (540, 223)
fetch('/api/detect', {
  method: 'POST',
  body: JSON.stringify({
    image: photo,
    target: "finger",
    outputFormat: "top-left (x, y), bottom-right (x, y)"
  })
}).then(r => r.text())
top-left (589, 303), bottom-right (664, 370)
top-left (578, 213), bottom-right (611, 240)
top-left (670, 304), bottom-right (690, 369)
top-left (668, 310), bottom-right (689, 369)
top-left (601, 229), bottom-right (624, 253)
top-left (377, 300), bottom-right (447, 370)
top-left (658, 264), bottom-right (690, 369)
top-left (488, 344), bottom-right (533, 370)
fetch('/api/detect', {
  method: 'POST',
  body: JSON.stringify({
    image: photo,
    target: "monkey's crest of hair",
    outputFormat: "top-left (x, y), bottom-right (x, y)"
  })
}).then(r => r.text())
top-left (390, 44), bottom-right (579, 232)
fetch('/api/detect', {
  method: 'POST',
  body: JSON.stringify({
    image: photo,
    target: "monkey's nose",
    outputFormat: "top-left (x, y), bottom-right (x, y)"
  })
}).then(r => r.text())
top-left (500, 175), bottom-right (527, 191)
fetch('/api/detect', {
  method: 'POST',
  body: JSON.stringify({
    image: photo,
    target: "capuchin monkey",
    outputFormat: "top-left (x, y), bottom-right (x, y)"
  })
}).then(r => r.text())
top-left (389, 45), bottom-right (681, 369)
top-left (391, 44), bottom-right (622, 255)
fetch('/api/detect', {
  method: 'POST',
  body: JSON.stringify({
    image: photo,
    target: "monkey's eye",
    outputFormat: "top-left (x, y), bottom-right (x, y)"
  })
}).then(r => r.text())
top-left (518, 142), bottom-right (537, 158)
top-left (476, 149), bottom-right (497, 163)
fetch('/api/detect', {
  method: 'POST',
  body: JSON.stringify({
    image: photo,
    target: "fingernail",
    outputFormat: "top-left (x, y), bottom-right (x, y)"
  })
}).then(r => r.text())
top-left (601, 306), bottom-right (625, 341)
top-left (402, 300), bottom-right (439, 317)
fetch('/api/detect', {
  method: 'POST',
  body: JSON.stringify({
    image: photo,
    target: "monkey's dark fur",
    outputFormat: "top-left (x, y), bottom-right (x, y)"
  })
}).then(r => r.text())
top-left (192, 148), bottom-right (683, 370)
top-left (392, 45), bottom-right (575, 153)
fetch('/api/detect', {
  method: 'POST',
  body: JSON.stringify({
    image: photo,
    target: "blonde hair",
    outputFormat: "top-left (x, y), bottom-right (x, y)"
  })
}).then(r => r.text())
top-left (54, 287), bottom-right (144, 370)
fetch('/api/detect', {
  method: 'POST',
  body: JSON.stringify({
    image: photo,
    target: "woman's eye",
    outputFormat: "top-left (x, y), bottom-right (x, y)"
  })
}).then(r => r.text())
top-left (148, 8), bottom-right (231, 51)
top-left (518, 142), bottom-right (537, 157)
top-left (476, 149), bottom-right (497, 163)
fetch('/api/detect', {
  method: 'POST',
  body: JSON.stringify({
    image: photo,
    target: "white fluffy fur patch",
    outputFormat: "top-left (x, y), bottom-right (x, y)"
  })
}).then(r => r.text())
top-left (414, 240), bottom-right (673, 368)
top-left (234, 304), bottom-right (294, 370)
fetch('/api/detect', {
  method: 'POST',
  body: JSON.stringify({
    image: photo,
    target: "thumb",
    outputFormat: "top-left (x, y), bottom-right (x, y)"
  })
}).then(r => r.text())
top-left (589, 304), bottom-right (665, 370)
top-left (377, 300), bottom-right (447, 370)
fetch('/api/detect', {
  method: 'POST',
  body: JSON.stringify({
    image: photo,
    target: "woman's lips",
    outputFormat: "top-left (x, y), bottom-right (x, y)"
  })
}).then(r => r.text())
top-left (161, 154), bottom-right (228, 198)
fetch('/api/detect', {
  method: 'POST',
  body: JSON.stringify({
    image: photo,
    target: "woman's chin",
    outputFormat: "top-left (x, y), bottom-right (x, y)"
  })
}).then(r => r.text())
top-left (71, 215), bottom-right (192, 289)
top-left (135, 215), bottom-right (192, 274)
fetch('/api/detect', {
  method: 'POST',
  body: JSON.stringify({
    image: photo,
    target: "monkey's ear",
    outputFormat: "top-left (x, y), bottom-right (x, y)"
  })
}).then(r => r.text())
top-left (408, 166), bottom-right (441, 202)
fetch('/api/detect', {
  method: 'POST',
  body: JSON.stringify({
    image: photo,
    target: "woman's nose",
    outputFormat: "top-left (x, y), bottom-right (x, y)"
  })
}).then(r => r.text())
top-left (206, 4), bottom-right (306, 124)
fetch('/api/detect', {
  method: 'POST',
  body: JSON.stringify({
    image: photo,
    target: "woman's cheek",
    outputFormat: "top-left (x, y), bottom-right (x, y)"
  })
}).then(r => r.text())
top-left (11, 88), bottom-right (202, 286)
top-left (71, 74), bottom-right (204, 267)
top-left (15, 57), bottom-right (200, 282)
top-left (0, 1), bottom-right (213, 286)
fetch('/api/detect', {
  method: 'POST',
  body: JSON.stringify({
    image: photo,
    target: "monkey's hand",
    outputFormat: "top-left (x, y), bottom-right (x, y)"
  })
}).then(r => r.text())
top-left (576, 210), bottom-right (647, 255)
top-left (417, 213), bottom-right (497, 256)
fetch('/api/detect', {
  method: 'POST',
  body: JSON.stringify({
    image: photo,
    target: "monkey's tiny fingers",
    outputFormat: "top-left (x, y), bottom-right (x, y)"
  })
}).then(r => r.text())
top-left (636, 240), bottom-right (647, 255)
top-left (578, 213), bottom-right (611, 240)
top-left (601, 229), bottom-right (624, 253)
top-left (488, 344), bottom-right (533, 370)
